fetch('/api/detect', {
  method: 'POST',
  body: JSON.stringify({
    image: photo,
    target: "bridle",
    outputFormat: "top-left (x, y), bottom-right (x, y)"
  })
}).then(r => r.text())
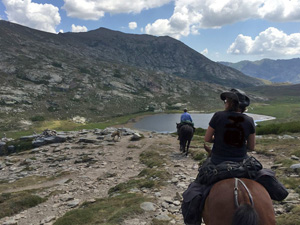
top-left (234, 178), bottom-right (254, 208)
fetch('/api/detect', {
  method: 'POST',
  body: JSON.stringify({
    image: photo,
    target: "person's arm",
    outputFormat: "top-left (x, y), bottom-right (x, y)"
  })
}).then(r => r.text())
top-left (204, 126), bottom-right (215, 143)
top-left (247, 133), bottom-right (255, 151)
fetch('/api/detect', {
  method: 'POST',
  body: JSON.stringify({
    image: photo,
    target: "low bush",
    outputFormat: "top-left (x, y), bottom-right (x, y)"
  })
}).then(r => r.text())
top-left (194, 127), bottom-right (206, 136)
top-left (0, 192), bottom-right (46, 219)
top-left (1, 139), bottom-right (33, 156)
top-left (256, 121), bottom-right (300, 135)
top-left (30, 115), bottom-right (45, 122)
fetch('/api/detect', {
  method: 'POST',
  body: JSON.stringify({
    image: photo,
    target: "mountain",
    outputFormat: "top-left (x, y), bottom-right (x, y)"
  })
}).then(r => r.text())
top-left (0, 20), bottom-right (264, 131)
top-left (219, 58), bottom-right (300, 84)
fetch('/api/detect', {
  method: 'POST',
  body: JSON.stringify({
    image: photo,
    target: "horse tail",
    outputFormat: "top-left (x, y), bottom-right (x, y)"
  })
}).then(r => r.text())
top-left (231, 204), bottom-right (258, 225)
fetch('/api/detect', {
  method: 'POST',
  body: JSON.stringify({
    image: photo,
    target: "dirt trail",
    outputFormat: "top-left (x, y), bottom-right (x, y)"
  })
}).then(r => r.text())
top-left (0, 130), bottom-right (277, 225)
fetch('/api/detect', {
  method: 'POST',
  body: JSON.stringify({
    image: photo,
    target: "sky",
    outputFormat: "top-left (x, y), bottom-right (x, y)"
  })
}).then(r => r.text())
top-left (1, 0), bottom-right (300, 62)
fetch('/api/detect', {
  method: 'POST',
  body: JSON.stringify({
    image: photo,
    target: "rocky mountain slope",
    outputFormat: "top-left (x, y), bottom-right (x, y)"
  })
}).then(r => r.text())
top-left (220, 58), bottom-right (300, 84)
top-left (0, 20), bottom-right (264, 132)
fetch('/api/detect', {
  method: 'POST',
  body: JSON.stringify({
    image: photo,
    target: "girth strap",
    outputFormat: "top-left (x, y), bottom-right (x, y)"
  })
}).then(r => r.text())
top-left (234, 178), bottom-right (254, 208)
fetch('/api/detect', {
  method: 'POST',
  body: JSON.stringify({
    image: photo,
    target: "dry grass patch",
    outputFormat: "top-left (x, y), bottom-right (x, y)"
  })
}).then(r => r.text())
top-left (54, 193), bottom-right (148, 225)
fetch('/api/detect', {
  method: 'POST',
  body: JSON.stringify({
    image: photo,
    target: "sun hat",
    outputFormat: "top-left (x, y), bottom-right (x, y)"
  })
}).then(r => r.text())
top-left (220, 88), bottom-right (250, 107)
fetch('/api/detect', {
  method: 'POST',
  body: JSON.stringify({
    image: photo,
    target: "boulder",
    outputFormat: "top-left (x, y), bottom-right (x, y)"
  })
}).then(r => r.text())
top-left (131, 133), bottom-right (143, 141)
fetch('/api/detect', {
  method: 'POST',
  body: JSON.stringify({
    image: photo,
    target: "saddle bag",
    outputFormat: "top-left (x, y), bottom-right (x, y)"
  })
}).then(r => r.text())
top-left (181, 182), bottom-right (211, 225)
top-left (196, 156), bottom-right (262, 185)
top-left (255, 169), bottom-right (289, 201)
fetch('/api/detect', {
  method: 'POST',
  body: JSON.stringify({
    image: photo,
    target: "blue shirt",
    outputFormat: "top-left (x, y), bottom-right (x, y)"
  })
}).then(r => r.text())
top-left (180, 112), bottom-right (193, 123)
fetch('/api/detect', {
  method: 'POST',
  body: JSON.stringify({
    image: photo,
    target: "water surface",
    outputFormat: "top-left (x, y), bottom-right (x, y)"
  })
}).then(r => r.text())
top-left (133, 113), bottom-right (275, 133)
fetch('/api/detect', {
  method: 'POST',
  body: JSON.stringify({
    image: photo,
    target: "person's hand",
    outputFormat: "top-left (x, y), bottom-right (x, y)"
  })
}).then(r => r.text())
top-left (204, 143), bottom-right (212, 157)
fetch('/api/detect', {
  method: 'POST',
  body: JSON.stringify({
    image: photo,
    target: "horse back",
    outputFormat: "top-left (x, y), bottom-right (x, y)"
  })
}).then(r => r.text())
top-left (179, 124), bottom-right (194, 139)
top-left (203, 178), bottom-right (275, 225)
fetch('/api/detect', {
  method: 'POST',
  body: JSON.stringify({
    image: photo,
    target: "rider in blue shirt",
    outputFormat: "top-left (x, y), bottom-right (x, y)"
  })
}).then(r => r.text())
top-left (177, 109), bottom-right (195, 139)
top-left (181, 108), bottom-right (193, 123)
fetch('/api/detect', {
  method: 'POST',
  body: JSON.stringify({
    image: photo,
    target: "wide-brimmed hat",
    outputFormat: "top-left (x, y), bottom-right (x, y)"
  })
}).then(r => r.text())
top-left (220, 88), bottom-right (250, 107)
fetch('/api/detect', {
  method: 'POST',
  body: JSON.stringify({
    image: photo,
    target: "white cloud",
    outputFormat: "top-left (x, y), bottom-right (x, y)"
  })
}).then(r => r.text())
top-left (129, 22), bottom-right (137, 30)
top-left (145, 0), bottom-right (300, 39)
top-left (227, 27), bottom-right (300, 56)
top-left (201, 48), bottom-right (208, 55)
top-left (62, 0), bottom-right (172, 20)
top-left (2, 0), bottom-right (60, 33)
top-left (71, 24), bottom-right (88, 32)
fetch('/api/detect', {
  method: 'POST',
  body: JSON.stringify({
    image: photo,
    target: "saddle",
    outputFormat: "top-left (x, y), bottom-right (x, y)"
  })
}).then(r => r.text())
top-left (182, 156), bottom-right (288, 225)
top-left (196, 156), bottom-right (262, 185)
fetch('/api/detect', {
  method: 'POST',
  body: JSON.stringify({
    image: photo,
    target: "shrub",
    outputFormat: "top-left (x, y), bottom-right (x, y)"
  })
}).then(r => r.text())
top-left (0, 192), bottom-right (45, 219)
top-left (52, 62), bottom-right (62, 68)
top-left (194, 128), bottom-right (206, 136)
top-left (30, 115), bottom-right (45, 122)
top-left (1, 139), bottom-right (33, 156)
top-left (256, 121), bottom-right (300, 135)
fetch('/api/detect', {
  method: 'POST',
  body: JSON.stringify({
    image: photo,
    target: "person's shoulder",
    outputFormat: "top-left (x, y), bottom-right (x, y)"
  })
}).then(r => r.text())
top-left (214, 111), bottom-right (226, 116)
top-left (242, 113), bottom-right (254, 120)
top-left (211, 111), bottom-right (225, 119)
top-left (242, 113), bottom-right (255, 123)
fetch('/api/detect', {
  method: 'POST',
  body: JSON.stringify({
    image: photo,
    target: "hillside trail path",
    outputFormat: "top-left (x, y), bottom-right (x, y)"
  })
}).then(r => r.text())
top-left (0, 131), bottom-right (273, 225)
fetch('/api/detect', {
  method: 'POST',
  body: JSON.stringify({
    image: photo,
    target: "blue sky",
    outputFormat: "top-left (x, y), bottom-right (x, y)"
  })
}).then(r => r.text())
top-left (1, 0), bottom-right (300, 62)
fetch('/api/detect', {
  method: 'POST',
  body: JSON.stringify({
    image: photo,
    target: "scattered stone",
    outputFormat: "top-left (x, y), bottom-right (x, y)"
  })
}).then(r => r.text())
top-left (140, 202), bottom-right (156, 211)
top-left (2, 219), bottom-right (17, 225)
top-left (155, 213), bottom-right (171, 221)
top-left (290, 163), bottom-right (300, 169)
top-left (78, 138), bottom-right (97, 143)
top-left (271, 164), bottom-right (283, 169)
top-left (131, 133), bottom-right (142, 141)
top-left (67, 199), bottom-right (80, 208)
top-left (162, 197), bottom-right (173, 204)
top-left (291, 155), bottom-right (300, 160)
top-left (40, 216), bottom-right (56, 224)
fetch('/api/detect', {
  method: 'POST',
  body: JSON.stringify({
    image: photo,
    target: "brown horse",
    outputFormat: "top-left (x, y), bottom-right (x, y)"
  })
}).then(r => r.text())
top-left (202, 178), bottom-right (275, 225)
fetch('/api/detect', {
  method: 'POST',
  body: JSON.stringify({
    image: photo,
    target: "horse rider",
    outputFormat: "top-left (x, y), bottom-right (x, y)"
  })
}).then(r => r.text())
top-left (181, 88), bottom-right (288, 225)
top-left (177, 108), bottom-right (195, 139)
top-left (203, 88), bottom-right (254, 164)
top-left (181, 108), bottom-right (193, 124)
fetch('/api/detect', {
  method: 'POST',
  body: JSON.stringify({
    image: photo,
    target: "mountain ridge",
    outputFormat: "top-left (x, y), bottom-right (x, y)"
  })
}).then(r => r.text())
top-left (0, 20), bottom-right (264, 131)
top-left (219, 58), bottom-right (300, 84)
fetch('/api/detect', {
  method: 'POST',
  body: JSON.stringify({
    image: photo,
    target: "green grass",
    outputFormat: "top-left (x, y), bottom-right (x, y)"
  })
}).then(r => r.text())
top-left (54, 193), bottom-right (148, 225)
top-left (140, 150), bottom-right (166, 168)
top-left (256, 121), bottom-right (300, 135)
top-left (0, 191), bottom-right (46, 219)
top-left (249, 97), bottom-right (300, 123)
top-left (2, 138), bottom-right (34, 155)
top-left (108, 179), bottom-right (155, 194)
top-left (5, 112), bottom-right (154, 139)
top-left (0, 172), bottom-right (71, 193)
top-left (276, 205), bottom-right (300, 225)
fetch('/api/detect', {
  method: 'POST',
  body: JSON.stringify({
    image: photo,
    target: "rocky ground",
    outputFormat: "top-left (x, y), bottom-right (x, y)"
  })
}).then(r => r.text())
top-left (0, 128), bottom-right (298, 225)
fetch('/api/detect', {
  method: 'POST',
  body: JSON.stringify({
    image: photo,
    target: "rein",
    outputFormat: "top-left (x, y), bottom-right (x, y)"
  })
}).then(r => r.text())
top-left (234, 178), bottom-right (254, 208)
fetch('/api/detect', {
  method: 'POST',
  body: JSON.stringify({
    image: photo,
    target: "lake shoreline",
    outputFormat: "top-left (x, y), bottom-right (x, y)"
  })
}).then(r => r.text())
top-left (128, 112), bottom-right (276, 133)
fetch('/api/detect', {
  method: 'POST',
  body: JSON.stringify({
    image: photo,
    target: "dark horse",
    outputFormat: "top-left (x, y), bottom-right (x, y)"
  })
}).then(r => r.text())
top-left (177, 123), bottom-right (194, 156)
top-left (202, 178), bottom-right (276, 225)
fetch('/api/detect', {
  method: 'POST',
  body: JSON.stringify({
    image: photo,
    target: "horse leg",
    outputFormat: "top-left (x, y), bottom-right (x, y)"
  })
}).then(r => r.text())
top-left (182, 139), bottom-right (187, 154)
top-left (179, 138), bottom-right (183, 152)
top-left (185, 139), bottom-right (191, 156)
